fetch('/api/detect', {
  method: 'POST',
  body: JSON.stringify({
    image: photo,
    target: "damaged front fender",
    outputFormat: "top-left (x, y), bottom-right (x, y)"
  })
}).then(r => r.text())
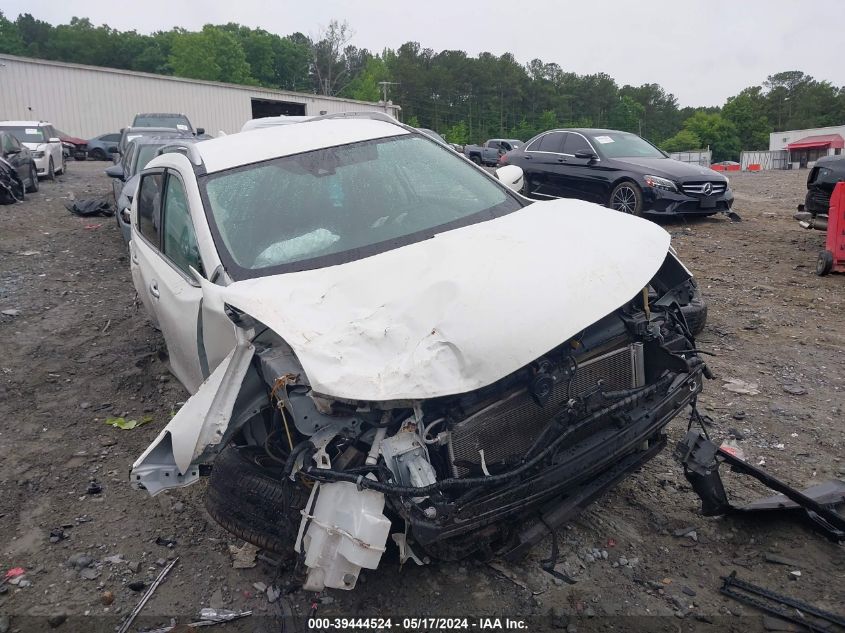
top-left (130, 330), bottom-right (263, 496)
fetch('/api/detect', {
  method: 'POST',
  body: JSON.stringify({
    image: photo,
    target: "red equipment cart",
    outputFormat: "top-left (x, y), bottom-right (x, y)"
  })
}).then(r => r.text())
top-left (817, 181), bottom-right (845, 275)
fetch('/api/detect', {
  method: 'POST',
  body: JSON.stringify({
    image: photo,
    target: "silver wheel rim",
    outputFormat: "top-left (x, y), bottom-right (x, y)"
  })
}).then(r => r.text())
top-left (611, 186), bottom-right (638, 213)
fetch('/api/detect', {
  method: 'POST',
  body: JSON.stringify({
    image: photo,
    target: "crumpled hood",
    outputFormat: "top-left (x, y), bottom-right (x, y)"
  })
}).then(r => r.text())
top-left (214, 199), bottom-right (671, 401)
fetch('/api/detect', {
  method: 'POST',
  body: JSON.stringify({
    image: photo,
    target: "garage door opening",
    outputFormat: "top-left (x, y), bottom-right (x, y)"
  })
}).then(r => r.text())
top-left (250, 98), bottom-right (306, 119)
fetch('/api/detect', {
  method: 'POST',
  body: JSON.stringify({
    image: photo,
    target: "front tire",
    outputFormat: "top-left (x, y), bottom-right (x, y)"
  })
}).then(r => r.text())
top-left (47, 158), bottom-right (55, 182)
top-left (90, 148), bottom-right (106, 161)
top-left (470, 154), bottom-right (482, 165)
top-left (59, 154), bottom-right (66, 175)
top-left (205, 445), bottom-right (309, 556)
top-left (609, 181), bottom-right (643, 216)
top-left (26, 164), bottom-right (39, 193)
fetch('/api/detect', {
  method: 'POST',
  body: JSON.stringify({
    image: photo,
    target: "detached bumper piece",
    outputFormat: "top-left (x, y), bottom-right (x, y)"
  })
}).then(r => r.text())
top-left (676, 431), bottom-right (845, 542)
top-left (720, 572), bottom-right (845, 632)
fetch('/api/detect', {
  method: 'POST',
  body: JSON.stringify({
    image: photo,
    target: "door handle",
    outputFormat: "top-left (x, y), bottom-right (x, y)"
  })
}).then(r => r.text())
top-left (149, 281), bottom-right (160, 299)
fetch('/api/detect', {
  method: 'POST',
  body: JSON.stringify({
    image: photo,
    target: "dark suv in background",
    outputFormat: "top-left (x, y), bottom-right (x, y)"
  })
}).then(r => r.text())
top-left (503, 128), bottom-right (734, 217)
top-left (132, 112), bottom-right (202, 135)
top-left (802, 155), bottom-right (845, 217)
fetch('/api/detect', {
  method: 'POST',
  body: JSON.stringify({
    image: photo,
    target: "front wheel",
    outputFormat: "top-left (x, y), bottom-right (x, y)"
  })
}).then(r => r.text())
top-left (609, 181), bottom-right (643, 216)
top-left (47, 158), bottom-right (55, 182)
top-left (26, 164), bottom-right (39, 193)
top-left (205, 445), bottom-right (309, 556)
top-left (90, 148), bottom-right (106, 161)
top-left (59, 154), bottom-right (66, 175)
top-left (470, 154), bottom-right (482, 165)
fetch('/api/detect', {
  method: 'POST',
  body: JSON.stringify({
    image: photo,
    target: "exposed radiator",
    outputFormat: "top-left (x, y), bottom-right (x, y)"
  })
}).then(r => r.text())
top-left (447, 343), bottom-right (645, 477)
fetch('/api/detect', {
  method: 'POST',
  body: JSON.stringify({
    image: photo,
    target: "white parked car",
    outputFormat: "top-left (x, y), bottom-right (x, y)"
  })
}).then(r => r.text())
top-left (129, 113), bottom-right (707, 592)
top-left (0, 121), bottom-right (65, 180)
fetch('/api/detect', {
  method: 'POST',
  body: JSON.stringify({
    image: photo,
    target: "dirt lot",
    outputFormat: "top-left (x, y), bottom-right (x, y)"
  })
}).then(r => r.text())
top-left (0, 163), bottom-right (843, 632)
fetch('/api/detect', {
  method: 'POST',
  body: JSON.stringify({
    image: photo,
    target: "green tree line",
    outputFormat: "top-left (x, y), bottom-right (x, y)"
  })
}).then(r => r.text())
top-left (3, 12), bottom-right (845, 160)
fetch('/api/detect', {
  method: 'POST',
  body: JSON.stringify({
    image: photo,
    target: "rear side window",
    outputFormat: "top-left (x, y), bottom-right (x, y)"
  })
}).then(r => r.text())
top-left (103, 134), bottom-right (121, 142)
top-left (536, 132), bottom-right (567, 153)
top-left (563, 133), bottom-right (593, 155)
top-left (137, 173), bottom-right (163, 246)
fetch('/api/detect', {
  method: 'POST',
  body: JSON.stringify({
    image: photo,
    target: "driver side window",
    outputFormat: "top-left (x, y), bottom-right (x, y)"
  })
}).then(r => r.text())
top-left (162, 173), bottom-right (203, 277)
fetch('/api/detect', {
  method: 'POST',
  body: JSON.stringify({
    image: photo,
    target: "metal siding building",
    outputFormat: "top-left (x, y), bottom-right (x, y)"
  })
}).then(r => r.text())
top-left (769, 124), bottom-right (845, 151)
top-left (0, 54), bottom-right (400, 138)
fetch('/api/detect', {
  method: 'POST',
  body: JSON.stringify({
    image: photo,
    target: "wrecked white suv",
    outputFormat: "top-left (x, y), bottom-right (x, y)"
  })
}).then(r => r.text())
top-left (129, 113), bottom-right (708, 591)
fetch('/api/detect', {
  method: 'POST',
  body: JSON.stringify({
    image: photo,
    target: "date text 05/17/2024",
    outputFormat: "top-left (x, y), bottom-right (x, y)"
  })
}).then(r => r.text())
top-left (307, 617), bottom-right (529, 630)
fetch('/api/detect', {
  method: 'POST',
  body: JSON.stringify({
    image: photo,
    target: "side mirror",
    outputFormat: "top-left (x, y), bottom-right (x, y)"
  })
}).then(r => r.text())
top-left (107, 146), bottom-right (118, 153)
top-left (105, 164), bottom-right (125, 180)
top-left (575, 150), bottom-right (598, 161)
top-left (48, 137), bottom-right (61, 143)
top-left (494, 164), bottom-right (524, 193)
top-left (195, 127), bottom-right (205, 136)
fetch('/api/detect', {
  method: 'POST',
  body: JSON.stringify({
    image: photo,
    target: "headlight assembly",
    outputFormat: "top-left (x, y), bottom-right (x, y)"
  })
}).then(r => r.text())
top-left (643, 175), bottom-right (677, 192)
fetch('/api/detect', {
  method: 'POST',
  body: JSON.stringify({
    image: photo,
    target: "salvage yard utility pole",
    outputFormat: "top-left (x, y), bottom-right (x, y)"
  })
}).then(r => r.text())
top-left (378, 81), bottom-right (399, 114)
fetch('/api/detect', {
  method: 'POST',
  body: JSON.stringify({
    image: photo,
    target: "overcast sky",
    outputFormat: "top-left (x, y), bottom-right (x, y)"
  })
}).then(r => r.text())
top-left (4, 0), bottom-right (843, 107)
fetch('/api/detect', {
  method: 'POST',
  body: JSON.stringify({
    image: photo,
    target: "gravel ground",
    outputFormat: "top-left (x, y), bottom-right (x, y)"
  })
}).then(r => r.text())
top-left (0, 163), bottom-right (842, 632)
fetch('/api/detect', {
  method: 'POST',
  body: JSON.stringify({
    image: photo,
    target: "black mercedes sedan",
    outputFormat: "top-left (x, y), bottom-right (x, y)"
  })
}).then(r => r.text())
top-left (502, 128), bottom-right (734, 217)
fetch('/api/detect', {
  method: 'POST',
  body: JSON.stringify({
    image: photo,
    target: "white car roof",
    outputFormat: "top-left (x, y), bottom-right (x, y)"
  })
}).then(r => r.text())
top-left (0, 121), bottom-right (52, 127)
top-left (240, 115), bottom-right (314, 131)
top-left (197, 118), bottom-right (410, 174)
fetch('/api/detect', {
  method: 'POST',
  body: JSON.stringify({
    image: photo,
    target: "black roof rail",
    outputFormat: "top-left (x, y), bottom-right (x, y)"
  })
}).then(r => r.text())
top-left (156, 143), bottom-right (203, 166)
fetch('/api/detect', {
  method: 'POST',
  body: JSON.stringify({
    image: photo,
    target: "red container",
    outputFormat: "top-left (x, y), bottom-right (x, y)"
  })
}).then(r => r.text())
top-left (817, 181), bottom-right (845, 275)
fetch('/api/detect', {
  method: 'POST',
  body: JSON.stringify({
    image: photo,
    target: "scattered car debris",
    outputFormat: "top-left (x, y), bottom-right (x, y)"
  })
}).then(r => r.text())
top-left (763, 553), bottom-right (804, 568)
top-left (79, 567), bottom-right (99, 580)
top-left (782, 384), bottom-right (808, 396)
top-left (63, 196), bottom-right (114, 217)
top-left (155, 536), bottom-right (177, 548)
top-left (723, 378), bottom-right (760, 395)
top-left (116, 557), bottom-right (179, 633)
top-left (720, 572), bottom-right (845, 631)
top-left (4, 568), bottom-right (24, 581)
top-left (86, 480), bottom-right (102, 495)
top-left (102, 554), bottom-right (124, 565)
top-left (67, 553), bottom-right (93, 570)
top-left (677, 431), bottom-right (845, 541)
top-left (145, 608), bottom-right (253, 633)
top-left (673, 526), bottom-right (697, 538)
top-left (104, 415), bottom-right (152, 430)
top-left (48, 528), bottom-right (67, 543)
top-left (228, 542), bottom-right (259, 569)
top-left (487, 561), bottom-right (530, 591)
